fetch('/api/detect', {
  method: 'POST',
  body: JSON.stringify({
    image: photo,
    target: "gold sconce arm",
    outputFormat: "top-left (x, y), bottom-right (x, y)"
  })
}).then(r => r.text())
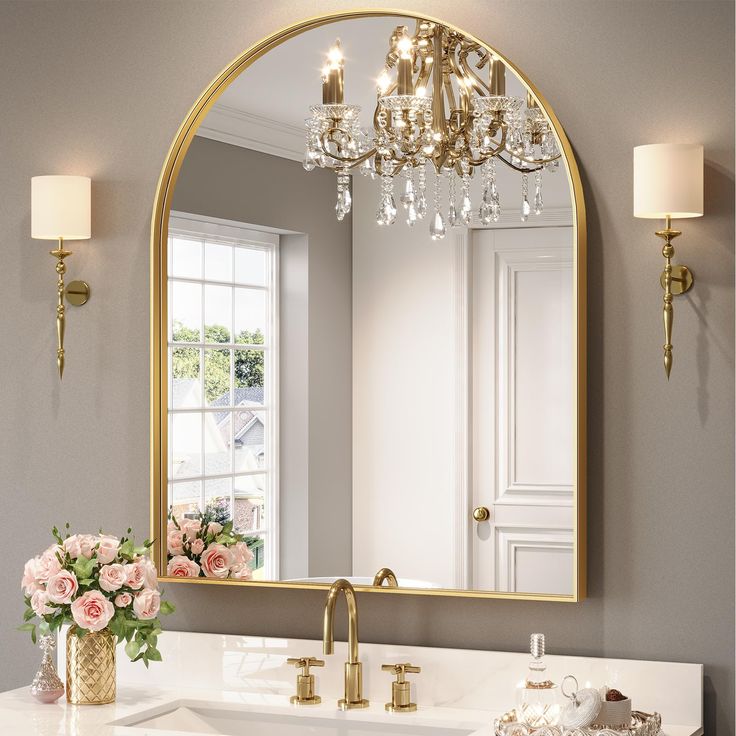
top-left (655, 216), bottom-right (694, 379)
top-left (48, 237), bottom-right (90, 380)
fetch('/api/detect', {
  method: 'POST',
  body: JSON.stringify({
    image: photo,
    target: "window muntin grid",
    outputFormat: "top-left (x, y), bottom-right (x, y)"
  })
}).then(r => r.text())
top-left (167, 222), bottom-right (277, 579)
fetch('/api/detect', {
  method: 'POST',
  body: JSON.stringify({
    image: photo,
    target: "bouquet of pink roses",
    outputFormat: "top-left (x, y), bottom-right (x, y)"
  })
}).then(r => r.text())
top-left (167, 511), bottom-right (255, 580)
top-left (20, 525), bottom-right (174, 666)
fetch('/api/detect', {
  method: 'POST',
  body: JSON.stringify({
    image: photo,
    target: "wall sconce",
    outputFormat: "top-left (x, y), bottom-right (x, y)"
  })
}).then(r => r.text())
top-left (633, 143), bottom-right (703, 379)
top-left (31, 175), bottom-right (92, 379)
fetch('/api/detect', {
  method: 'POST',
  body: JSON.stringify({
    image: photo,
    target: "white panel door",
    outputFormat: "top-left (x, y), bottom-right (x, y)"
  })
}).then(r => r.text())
top-left (472, 227), bottom-right (574, 594)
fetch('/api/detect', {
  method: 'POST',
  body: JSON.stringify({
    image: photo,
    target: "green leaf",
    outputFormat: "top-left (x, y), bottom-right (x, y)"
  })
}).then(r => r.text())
top-left (119, 539), bottom-right (135, 560)
top-left (18, 623), bottom-right (35, 632)
top-left (159, 601), bottom-right (175, 616)
top-left (125, 640), bottom-right (141, 659)
top-left (23, 608), bottom-right (35, 622)
top-left (146, 648), bottom-right (162, 662)
top-left (72, 557), bottom-right (95, 580)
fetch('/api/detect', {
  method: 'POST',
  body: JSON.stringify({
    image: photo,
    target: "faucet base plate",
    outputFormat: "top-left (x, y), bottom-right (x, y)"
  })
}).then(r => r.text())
top-left (338, 699), bottom-right (370, 711)
top-left (290, 695), bottom-right (321, 706)
top-left (385, 703), bottom-right (417, 713)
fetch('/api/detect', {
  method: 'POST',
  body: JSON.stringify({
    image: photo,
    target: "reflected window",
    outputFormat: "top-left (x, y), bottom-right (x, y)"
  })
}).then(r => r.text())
top-left (167, 218), bottom-right (278, 580)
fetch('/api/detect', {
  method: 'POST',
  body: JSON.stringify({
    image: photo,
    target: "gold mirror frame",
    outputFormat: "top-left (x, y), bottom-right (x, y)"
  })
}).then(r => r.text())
top-left (150, 8), bottom-right (587, 602)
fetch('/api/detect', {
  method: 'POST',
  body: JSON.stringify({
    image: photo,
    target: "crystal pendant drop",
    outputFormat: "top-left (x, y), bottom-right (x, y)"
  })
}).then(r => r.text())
top-left (521, 173), bottom-right (530, 222)
top-left (376, 193), bottom-right (397, 226)
top-left (400, 177), bottom-right (415, 208)
top-left (460, 194), bottom-right (472, 225)
top-left (430, 210), bottom-right (447, 240)
top-left (335, 187), bottom-right (351, 221)
top-left (479, 193), bottom-right (492, 225)
top-left (534, 187), bottom-right (543, 215)
top-left (448, 203), bottom-right (458, 227)
top-left (406, 202), bottom-right (418, 226)
top-left (302, 153), bottom-right (315, 172)
top-left (416, 191), bottom-right (428, 218)
top-left (521, 196), bottom-right (531, 222)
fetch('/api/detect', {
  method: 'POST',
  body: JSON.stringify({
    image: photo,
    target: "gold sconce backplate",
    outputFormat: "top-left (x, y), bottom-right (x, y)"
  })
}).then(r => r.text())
top-left (660, 265), bottom-right (694, 295)
top-left (65, 280), bottom-right (90, 306)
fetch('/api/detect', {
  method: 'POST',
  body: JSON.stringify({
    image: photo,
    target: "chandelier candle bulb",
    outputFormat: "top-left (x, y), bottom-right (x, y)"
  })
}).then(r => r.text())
top-left (396, 32), bottom-right (414, 95)
top-left (322, 40), bottom-right (344, 105)
top-left (489, 56), bottom-right (506, 96)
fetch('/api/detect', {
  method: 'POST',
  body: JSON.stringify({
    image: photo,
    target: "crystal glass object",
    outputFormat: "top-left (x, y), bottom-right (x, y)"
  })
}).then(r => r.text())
top-left (516, 633), bottom-right (561, 728)
top-left (30, 635), bottom-right (65, 704)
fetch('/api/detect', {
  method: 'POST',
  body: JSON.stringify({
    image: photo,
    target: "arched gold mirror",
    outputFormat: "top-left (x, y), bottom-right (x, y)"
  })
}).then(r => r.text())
top-left (151, 10), bottom-right (586, 601)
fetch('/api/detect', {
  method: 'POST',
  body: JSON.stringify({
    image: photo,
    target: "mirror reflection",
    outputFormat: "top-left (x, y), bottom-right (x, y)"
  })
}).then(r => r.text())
top-left (162, 14), bottom-right (581, 596)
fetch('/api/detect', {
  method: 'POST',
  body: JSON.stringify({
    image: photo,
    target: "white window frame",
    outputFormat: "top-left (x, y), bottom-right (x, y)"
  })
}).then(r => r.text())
top-left (167, 211), bottom-right (280, 579)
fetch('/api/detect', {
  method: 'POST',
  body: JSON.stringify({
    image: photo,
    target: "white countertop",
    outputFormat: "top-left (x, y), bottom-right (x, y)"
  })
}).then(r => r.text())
top-left (0, 685), bottom-right (702, 736)
top-left (1, 630), bottom-right (702, 735)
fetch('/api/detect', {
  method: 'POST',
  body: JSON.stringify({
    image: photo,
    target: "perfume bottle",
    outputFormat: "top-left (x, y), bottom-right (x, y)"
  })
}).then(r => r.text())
top-left (30, 635), bottom-right (65, 703)
top-left (516, 633), bottom-right (561, 727)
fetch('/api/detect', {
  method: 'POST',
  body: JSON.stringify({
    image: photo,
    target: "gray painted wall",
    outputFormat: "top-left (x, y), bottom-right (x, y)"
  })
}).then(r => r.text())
top-left (173, 139), bottom-right (353, 578)
top-left (0, 2), bottom-right (732, 732)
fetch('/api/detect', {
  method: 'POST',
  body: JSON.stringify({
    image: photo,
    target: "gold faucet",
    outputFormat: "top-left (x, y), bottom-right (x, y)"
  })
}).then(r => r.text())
top-left (372, 567), bottom-right (398, 587)
top-left (323, 579), bottom-right (369, 710)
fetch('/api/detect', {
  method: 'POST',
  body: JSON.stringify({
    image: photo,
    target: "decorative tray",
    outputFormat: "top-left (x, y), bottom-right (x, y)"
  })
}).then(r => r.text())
top-left (494, 711), bottom-right (662, 736)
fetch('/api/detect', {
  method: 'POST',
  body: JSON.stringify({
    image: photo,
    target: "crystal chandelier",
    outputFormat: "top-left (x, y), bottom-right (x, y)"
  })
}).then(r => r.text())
top-left (304, 20), bottom-right (561, 239)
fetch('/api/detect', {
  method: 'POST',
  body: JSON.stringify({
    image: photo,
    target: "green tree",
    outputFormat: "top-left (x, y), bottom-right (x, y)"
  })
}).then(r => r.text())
top-left (171, 321), bottom-right (265, 404)
top-left (235, 329), bottom-right (265, 389)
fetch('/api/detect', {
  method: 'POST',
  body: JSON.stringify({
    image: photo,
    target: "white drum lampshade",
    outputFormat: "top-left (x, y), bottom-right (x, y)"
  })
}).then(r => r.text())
top-left (31, 175), bottom-right (91, 240)
top-left (633, 144), bottom-right (703, 219)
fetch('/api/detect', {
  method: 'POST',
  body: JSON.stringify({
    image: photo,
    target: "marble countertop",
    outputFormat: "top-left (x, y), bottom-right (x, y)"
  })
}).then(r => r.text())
top-left (0, 684), bottom-right (703, 736)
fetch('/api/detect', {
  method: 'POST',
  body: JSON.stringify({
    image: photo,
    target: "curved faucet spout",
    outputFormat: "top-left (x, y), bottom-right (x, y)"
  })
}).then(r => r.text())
top-left (372, 567), bottom-right (398, 587)
top-left (323, 578), bottom-right (359, 664)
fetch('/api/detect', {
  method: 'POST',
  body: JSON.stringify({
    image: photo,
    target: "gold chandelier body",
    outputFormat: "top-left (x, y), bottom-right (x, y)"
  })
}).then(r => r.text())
top-left (305, 20), bottom-right (562, 234)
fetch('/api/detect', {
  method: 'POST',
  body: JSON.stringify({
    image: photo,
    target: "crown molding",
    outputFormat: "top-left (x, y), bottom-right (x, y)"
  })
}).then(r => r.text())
top-left (196, 104), bottom-right (305, 162)
top-left (471, 206), bottom-right (573, 228)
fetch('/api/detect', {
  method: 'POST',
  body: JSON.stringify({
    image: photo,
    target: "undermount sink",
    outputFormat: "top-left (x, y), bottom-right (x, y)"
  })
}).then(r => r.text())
top-left (114, 701), bottom-right (483, 736)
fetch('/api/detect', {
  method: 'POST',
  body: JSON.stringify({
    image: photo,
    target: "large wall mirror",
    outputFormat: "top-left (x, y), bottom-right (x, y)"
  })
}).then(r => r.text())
top-left (151, 10), bottom-right (586, 601)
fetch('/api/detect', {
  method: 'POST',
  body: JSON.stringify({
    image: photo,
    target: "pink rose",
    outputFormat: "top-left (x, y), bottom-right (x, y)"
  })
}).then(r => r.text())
top-left (99, 564), bottom-right (127, 592)
top-left (124, 562), bottom-right (145, 590)
top-left (35, 549), bottom-right (63, 584)
top-left (133, 589), bottom-right (160, 620)
top-left (189, 538), bottom-right (205, 555)
top-left (181, 519), bottom-right (202, 540)
top-left (231, 542), bottom-right (254, 567)
top-left (21, 558), bottom-right (41, 596)
top-left (96, 536), bottom-right (120, 564)
top-left (230, 564), bottom-right (252, 581)
top-left (167, 529), bottom-right (185, 555)
top-left (46, 570), bottom-right (79, 604)
top-left (64, 534), bottom-right (97, 560)
top-left (200, 544), bottom-right (233, 578)
top-left (31, 590), bottom-right (53, 617)
top-left (70, 590), bottom-right (114, 632)
top-left (167, 555), bottom-right (200, 577)
top-left (139, 556), bottom-right (159, 589)
top-left (114, 592), bottom-right (132, 608)
top-left (167, 520), bottom-right (177, 533)
top-left (206, 522), bottom-right (223, 536)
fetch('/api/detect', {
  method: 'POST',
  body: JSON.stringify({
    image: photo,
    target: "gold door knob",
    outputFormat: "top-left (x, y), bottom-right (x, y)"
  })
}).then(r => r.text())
top-left (472, 506), bottom-right (490, 522)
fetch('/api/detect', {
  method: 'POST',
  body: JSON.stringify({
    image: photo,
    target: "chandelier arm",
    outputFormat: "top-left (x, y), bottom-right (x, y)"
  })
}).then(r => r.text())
top-left (504, 150), bottom-right (562, 166)
top-left (458, 42), bottom-right (491, 96)
top-left (317, 130), bottom-right (375, 167)
top-left (495, 154), bottom-right (546, 173)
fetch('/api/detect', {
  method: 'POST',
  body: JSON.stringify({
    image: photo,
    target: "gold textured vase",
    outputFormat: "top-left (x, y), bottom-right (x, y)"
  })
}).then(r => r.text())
top-left (65, 627), bottom-right (116, 705)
